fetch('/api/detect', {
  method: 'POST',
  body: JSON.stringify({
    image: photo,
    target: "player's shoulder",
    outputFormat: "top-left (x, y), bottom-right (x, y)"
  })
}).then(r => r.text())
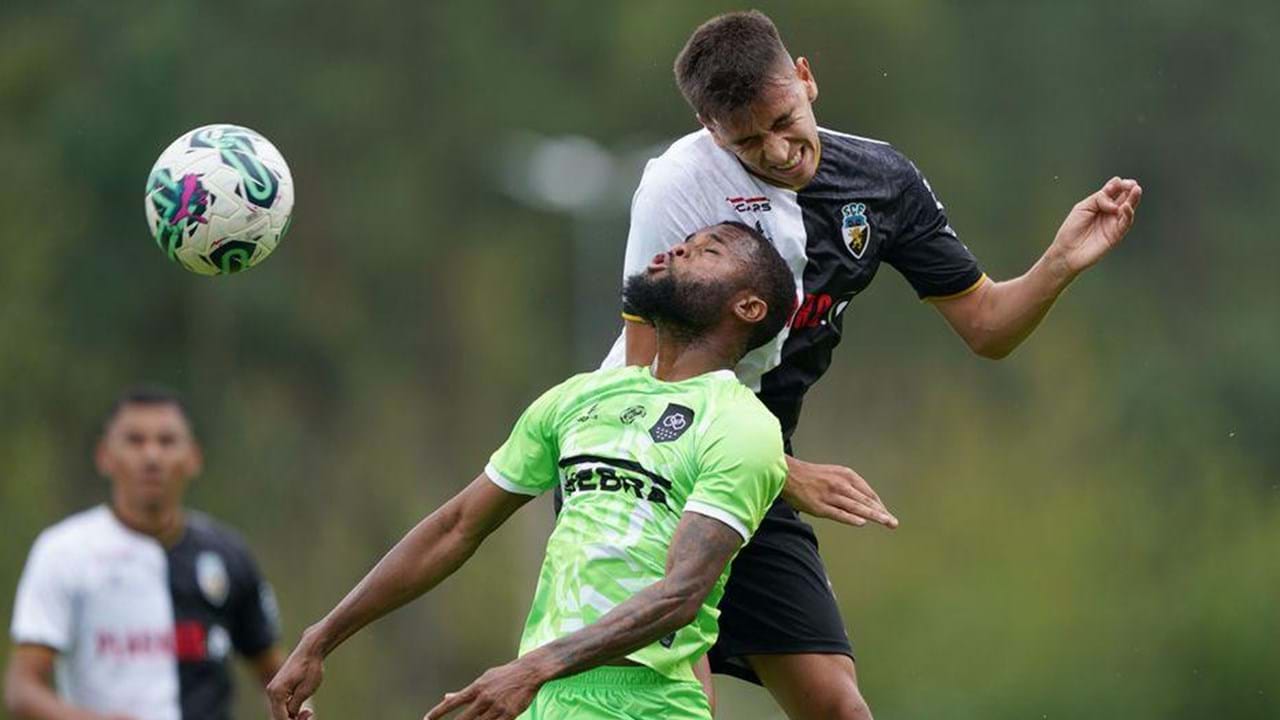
top-left (30, 505), bottom-right (116, 556)
top-left (562, 365), bottom-right (648, 399)
top-left (817, 127), bottom-right (920, 188)
top-left (640, 129), bottom-right (737, 192)
top-left (706, 374), bottom-right (783, 436)
top-left (183, 509), bottom-right (258, 564)
top-left (536, 367), bottom-right (642, 417)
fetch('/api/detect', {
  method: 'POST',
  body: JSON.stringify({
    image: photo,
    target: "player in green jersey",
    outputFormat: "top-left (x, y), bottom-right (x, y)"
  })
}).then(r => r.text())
top-left (266, 220), bottom-right (799, 720)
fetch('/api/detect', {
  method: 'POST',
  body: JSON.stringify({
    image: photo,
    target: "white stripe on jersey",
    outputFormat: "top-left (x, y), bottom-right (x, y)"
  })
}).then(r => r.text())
top-left (603, 129), bottom-right (806, 392)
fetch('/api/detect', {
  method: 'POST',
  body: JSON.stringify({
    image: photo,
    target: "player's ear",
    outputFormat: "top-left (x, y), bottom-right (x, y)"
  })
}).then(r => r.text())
top-left (733, 293), bottom-right (769, 325)
top-left (795, 57), bottom-right (818, 103)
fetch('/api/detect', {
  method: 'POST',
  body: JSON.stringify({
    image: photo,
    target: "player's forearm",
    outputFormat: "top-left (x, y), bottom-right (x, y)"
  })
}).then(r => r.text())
top-left (623, 319), bottom-right (658, 367)
top-left (305, 498), bottom-right (489, 657)
top-left (3, 673), bottom-right (100, 720)
top-left (520, 576), bottom-right (703, 682)
top-left (958, 250), bottom-right (1075, 359)
top-left (517, 514), bottom-right (740, 683)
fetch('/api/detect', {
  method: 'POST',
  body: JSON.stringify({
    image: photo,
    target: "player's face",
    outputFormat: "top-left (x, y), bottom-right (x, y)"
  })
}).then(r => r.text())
top-left (705, 58), bottom-right (821, 189)
top-left (625, 225), bottom-right (756, 338)
top-left (646, 226), bottom-right (747, 286)
top-left (97, 403), bottom-right (201, 513)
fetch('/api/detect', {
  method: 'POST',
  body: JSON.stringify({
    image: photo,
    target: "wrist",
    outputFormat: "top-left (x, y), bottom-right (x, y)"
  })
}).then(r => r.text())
top-left (1038, 246), bottom-right (1078, 291)
top-left (514, 648), bottom-right (561, 685)
top-left (300, 621), bottom-right (338, 659)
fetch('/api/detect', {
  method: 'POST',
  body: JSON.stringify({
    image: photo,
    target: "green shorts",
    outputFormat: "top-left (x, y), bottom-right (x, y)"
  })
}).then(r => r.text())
top-left (518, 665), bottom-right (711, 720)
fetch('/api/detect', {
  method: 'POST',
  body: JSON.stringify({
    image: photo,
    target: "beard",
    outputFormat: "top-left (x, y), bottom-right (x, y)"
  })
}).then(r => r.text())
top-left (622, 270), bottom-right (736, 342)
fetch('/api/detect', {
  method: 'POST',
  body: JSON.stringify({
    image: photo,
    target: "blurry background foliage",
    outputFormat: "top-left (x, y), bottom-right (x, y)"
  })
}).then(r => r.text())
top-left (1, 1), bottom-right (1277, 718)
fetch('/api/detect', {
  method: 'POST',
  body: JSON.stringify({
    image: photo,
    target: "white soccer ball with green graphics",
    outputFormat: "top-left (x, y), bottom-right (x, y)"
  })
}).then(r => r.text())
top-left (144, 124), bottom-right (294, 275)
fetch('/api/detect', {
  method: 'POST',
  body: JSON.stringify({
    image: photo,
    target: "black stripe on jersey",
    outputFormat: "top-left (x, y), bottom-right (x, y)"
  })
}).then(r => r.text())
top-left (168, 512), bottom-right (277, 720)
top-left (558, 454), bottom-right (673, 488)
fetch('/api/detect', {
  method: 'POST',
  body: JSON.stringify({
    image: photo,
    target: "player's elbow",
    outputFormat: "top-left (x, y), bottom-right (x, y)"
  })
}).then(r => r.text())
top-left (959, 326), bottom-right (1013, 360)
top-left (970, 337), bottom-right (1012, 360)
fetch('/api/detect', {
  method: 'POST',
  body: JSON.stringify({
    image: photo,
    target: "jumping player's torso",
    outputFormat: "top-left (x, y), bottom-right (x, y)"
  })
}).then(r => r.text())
top-left (10, 506), bottom-right (278, 720)
top-left (605, 129), bottom-right (984, 439)
top-left (485, 366), bottom-right (787, 683)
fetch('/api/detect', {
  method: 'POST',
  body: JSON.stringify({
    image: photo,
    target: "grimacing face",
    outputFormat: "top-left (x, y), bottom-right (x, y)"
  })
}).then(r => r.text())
top-left (96, 403), bottom-right (202, 514)
top-left (703, 57), bottom-right (821, 189)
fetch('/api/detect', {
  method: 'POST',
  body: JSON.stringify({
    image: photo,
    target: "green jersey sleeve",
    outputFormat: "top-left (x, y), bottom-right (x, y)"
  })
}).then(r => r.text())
top-left (485, 381), bottom-right (567, 496)
top-left (684, 398), bottom-right (787, 541)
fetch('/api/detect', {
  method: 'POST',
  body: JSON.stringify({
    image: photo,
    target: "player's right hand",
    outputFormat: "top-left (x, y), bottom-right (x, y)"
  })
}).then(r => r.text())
top-left (266, 640), bottom-right (324, 720)
top-left (782, 456), bottom-right (899, 529)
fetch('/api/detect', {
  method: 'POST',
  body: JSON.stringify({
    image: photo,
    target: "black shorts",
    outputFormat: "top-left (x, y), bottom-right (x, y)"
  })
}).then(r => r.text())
top-left (707, 497), bottom-right (854, 685)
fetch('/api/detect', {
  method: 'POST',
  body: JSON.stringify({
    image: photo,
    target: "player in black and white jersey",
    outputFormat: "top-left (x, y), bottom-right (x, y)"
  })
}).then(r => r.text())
top-left (605, 11), bottom-right (1143, 719)
top-left (4, 387), bottom-right (286, 720)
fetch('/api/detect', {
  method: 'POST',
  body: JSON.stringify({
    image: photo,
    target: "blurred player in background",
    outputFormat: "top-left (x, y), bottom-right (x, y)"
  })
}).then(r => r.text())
top-left (4, 387), bottom-right (285, 720)
top-left (606, 11), bottom-right (1143, 719)
top-left (266, 221), bottom-right (796, 720)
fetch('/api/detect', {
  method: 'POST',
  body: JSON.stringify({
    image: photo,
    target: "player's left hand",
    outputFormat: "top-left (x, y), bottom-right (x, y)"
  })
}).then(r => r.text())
top-left (1050, 177), bottom-right (1143, 276)
top-left (424, 660), bottom-right (541, 720)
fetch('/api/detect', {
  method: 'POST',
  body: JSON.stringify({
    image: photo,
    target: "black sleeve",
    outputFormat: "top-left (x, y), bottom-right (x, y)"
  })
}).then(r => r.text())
top-left (883, 162), bottom-right (984, 299)
top-left (227, 546), bottom-right (279, 658)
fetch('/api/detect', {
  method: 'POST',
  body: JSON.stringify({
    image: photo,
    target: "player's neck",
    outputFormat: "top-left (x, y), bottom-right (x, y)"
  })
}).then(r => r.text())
top-left (110, 497), bottom-right (186, 546)
top-left (653, 332), bottom-right (737, 382)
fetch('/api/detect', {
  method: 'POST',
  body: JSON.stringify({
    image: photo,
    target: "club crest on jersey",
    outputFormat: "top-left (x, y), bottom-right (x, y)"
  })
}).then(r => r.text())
top-left (196, 551), bottom-right (230, 608)
top-left (650, 404), bottom-right (694, 443)
top-left (840, 202), bottom-right (871, 259)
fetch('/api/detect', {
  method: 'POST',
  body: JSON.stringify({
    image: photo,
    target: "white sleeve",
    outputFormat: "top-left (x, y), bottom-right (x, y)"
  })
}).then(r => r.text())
top-left (10, 533), bottom-right (74, 651)
top-left (621, 159), bottom-right (720, 282)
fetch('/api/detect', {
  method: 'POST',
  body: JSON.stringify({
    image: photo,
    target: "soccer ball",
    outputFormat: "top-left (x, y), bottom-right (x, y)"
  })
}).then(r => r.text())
top-left (144, 124), bottom-right (294, 275)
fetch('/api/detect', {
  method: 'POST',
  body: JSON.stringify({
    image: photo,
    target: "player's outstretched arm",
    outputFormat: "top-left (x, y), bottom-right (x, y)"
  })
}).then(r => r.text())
top-left (934, 177), bottom-right (1143, 359)
top-left (4, 645), bottom-right (135, 720)
top-left (424, 512), bottom-right (743, 720)
top-left (266, 475), bottom-right (532, 720)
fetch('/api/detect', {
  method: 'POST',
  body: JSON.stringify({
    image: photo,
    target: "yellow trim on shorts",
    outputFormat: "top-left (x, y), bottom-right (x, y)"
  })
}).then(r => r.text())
top-left (923, 273), bottom-right (989, 303)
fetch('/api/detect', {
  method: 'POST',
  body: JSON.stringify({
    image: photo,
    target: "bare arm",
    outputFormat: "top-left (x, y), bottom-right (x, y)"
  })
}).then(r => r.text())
top-left (934, 177), bottom-right (1142, 359)
top-left (622, 317), bottom-right (657, 368)
top-left (425, 512), bottom-right (744, 720)
top-left (266, 475), bottom-right (532, 719)
top-left (4, 645), bottom-right (132, 720)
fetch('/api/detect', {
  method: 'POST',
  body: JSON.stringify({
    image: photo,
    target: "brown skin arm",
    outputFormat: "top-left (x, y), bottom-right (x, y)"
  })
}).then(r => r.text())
top-left (424, 512), bottom-right (745, 720)
top-left (624, 319), bottom-right (897, 530)
top-left (266, 475), bottom-right (532, 720)
top-left (4, 644), bottom-right (135, 720)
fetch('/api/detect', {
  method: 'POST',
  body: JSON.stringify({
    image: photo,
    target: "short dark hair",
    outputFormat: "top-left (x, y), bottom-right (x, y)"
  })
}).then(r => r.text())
top-left (718, 221), bottom-right (797, 352)
top-left (674, 10), bottom-right (792, 123)
top-left (103, 385), bottom-right (191, 432)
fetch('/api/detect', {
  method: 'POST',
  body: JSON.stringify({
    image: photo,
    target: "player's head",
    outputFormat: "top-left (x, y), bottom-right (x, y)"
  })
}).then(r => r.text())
top-left (623, 221), bottom-right (796, 359)
top-left (96, 385), bottom-right (202, 513)
top-left (675, 10), bottom-right (821, 189)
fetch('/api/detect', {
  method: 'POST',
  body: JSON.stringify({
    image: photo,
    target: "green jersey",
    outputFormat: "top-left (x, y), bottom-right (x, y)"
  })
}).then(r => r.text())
top-left (486, 365), bottom-right (788, 683)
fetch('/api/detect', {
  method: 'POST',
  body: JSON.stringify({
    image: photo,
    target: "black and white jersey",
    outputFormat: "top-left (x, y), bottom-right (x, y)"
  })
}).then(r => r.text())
top-left (606, 128), bottom-right (985, 440)
top-left (10, 506), bottom-right (279, 720)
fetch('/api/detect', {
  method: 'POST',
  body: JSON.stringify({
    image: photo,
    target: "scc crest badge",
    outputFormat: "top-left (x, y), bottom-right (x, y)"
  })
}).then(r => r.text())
top-left (840, 202), bottom-right (871, 259)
